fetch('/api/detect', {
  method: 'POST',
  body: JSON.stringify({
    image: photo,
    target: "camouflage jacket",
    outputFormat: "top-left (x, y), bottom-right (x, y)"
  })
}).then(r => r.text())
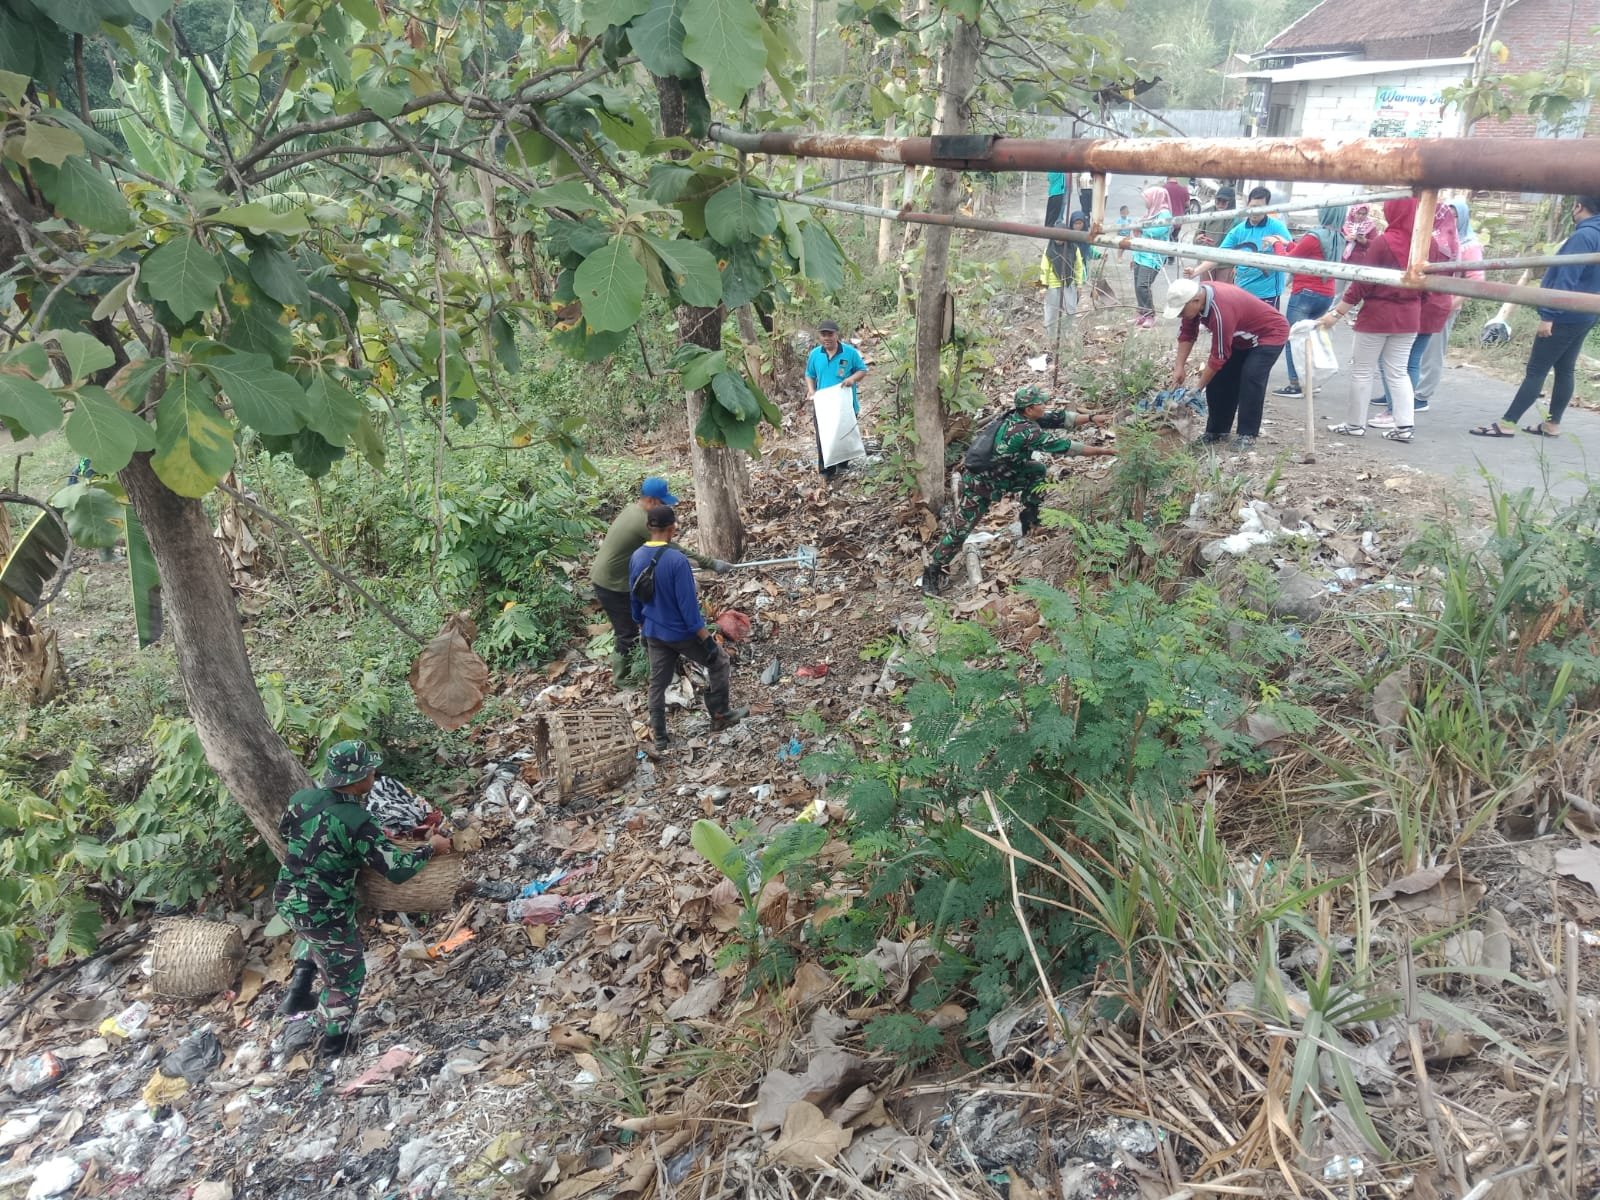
top-left (273, 787), bottom-right (434, 922)
top-left (966, 410), bottom-right (1082, 471)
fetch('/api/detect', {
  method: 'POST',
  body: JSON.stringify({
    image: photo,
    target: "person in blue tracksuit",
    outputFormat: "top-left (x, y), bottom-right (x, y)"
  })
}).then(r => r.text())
top-left (628, 506), bottom-right (748, 747)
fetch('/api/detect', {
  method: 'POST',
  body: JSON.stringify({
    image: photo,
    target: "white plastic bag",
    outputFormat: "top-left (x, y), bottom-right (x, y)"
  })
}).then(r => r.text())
top-left (1289, 319), bottom-right (1338, 374)
top-left (812, 384), bottom-right (865, 468)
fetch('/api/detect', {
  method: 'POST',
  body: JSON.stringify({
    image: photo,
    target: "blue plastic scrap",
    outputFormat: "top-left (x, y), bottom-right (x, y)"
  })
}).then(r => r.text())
top-left (1134, 386), bottom-right (1208, 417)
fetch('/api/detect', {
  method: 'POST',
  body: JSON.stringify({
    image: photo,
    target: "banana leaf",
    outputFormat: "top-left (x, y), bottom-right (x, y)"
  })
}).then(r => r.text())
top-left (0, 508), bottom-right (68, 607)
top-left (124, 506), bottom-right (162, 648)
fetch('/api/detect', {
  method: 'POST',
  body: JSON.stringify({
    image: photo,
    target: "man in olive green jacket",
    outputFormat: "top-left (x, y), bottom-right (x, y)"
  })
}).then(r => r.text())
top-left (588, 477), bottom-right (730, 679)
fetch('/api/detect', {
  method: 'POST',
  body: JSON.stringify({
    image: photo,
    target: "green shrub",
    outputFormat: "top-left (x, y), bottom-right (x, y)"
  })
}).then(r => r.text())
top-left (806, 575), bottom-right (1312, 1042)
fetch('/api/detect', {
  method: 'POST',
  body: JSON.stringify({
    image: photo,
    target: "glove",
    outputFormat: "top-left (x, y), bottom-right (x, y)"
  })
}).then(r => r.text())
top-left (713, 559), bottom-right (732, 573)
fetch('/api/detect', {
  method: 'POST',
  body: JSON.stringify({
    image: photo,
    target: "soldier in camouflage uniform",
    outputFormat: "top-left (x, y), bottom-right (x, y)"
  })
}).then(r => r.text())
top-left (922, 386), bottom-right (1117, 596)
top-left (273, 740), bottom-right (453, 1058)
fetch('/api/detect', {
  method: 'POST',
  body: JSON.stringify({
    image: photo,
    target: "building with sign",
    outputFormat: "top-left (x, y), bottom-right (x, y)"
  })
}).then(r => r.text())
top-left (1235, 0), bottom-right (1600, 201)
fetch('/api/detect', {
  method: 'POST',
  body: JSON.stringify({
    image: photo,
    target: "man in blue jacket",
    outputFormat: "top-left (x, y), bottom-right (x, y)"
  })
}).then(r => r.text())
top-left (1478, 195), bottom-right (1600, 438)
top-left (629, 506), bottom-right (747, 747)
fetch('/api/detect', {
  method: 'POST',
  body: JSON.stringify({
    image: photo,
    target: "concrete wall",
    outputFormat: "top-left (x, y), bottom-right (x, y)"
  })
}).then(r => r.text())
top-left (1272, 64), bottom-right (1467, 204)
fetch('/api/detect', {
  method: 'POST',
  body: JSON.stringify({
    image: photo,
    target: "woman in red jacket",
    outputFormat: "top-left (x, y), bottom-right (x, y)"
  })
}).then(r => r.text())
top-left (1317, 199), bottom-right (1422, 443)
top-left (1271, 205), bottom-right (1346, 398)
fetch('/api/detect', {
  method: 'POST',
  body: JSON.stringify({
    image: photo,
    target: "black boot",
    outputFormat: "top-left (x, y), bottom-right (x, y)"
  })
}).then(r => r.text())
top-left (650, 711), bottom-right (672, 747)
top-left (921, 564), bottom-right (943, 596)
top-left (318, 1028), bottom-right (355, 1060)
top-left (709, 705), bottom-right (749, 733)
top-left (277, 959), bottom-right (318, 1016)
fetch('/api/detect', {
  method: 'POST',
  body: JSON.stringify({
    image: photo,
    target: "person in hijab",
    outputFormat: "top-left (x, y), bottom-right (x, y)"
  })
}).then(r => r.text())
top-left (1130, 186), bottom-right (1172, 329)
top-left (1400, 204), bottom-right (1461, 411)
top-left (1318, 198), bottom-right (1421, 442)
top-left (1341, 205), bottom-right (1378, 258)
top-left (1270, 205), bottom-right (1347, 398)
top-left (1416, 201), bottom-right (1484, 405)
top-left (1039, 211), bottom-right (1094, 335)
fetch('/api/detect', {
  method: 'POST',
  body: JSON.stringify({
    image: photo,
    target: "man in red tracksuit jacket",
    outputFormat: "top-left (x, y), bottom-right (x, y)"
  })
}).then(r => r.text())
top-left (1164, 278), bottom-right (1290, 449)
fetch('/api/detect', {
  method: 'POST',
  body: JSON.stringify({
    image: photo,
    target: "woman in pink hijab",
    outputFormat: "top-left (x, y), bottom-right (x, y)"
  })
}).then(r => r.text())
top-left (1404, 204), bottom-right (1461, 410)
top-left (1129, 186), bottom-right (1173, 328)
top-left (1317, 198), bottom-right (1422, 442)
top-left (1341, 205), bottom-right (1377, 259)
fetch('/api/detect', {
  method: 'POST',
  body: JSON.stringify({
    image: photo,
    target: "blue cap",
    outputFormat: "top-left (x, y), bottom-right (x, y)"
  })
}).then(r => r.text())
top-left (641, 476), bottom-right (679, 506)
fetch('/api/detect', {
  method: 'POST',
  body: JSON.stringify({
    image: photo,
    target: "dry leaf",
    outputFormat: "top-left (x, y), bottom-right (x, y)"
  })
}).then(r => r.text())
top-left (752, 1048), bottom-right (865, 1130)
top-left (550, 1025), bottom-right (595, 1053)
top-left (785, 961), bottom-right (834, 1008)
top-left (1555, 844), bottom-right (1600, 899)
top-left (828, 1086), bottom-right (878, 1125)
top-left (927, 1003), bottom-right (966, 1031)
top-left (664, 975), bottom-right (726, 1021)
top-left (1481, 907), bottom-right (1514, 971)
top-left (359, 1128), bottom-right (392, 1153)
top-left (1372, 864), bottom-right (1484, 925)
top-left (767, 1101), bottom-right (852, 1167)
top-left (589, 1011), bottom-right (621, 1041)
top-left (840, 1126), bottom-right (921, 1177)
top-left (409, 612), bottom-right (491, 730)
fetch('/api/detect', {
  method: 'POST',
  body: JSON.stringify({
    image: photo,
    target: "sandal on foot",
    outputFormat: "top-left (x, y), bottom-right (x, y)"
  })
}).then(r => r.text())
top-left (1326, 422), bottom-right (1365, 436)
top-left (1469, 423), bottom-right (1515, 438)
top-left (1382, 426), bottom-right (1414, 442)
top-left (1522, 424), bottom-right (1559, 437)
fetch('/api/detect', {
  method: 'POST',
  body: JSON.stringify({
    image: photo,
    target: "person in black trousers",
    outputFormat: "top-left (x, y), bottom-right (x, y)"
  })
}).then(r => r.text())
top-left (1472, 195), bottom-right (1600, 439)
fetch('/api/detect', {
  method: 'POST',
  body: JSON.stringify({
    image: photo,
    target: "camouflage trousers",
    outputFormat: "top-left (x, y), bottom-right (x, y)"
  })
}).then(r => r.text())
top-left (288, 913), bottom-right (366, 1037)
top-left (929, 461), bottom-right (1047, 573)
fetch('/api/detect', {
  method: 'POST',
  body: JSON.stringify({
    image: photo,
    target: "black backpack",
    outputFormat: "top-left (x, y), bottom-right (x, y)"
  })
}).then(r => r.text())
top-left (631, 545), bottom-right (672, 604)
top-left (963, 413), bottom-right (1007, 472)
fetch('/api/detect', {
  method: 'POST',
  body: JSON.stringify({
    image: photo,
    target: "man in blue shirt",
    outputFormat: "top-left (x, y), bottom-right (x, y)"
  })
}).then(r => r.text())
top-left (1193, 186), bottom-right (1290, 307)
top-left (628, 506), bottom-right (747, 747)
top-left (1477, 194), bottom-right (1600, 438)
top-left (805, 318), bottom-right (868, 478)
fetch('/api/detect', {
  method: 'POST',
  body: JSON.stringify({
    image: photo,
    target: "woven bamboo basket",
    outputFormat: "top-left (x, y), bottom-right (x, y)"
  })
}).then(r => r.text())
top-left (533, 706), bottom-right (637, 801)
top-left (358, 842), bottom-right (464, 912)
top-left (149, 918), bottom-right (245, 998)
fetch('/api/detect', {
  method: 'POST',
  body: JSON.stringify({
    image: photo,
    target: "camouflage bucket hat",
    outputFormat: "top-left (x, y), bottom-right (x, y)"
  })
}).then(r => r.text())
top-left (1013, 385), bottom-right (1050, 409)
top-left (321, 740), bottom-right (382, 788)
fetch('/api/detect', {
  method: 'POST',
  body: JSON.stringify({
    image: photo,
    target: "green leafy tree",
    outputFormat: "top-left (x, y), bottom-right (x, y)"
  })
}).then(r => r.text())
top-left (0, 0), bottom-right (846, 861)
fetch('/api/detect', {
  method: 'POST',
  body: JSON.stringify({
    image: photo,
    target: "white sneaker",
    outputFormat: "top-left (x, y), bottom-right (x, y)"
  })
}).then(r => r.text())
top-left (1368, 412), bottom-right (1396, 428)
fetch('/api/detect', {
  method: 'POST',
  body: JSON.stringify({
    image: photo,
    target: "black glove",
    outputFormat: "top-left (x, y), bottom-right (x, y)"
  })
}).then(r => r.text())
top-left (1036, 410), bottom-right (1068, 430)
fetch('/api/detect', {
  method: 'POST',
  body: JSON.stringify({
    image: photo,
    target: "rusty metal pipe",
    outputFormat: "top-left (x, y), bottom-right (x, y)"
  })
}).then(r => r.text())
top-left (751, 187), bottom-right (1600, 315)
top-left (1425, 251), bottom-right (1600, 274)
top-left (708, 124), bottom-right (1600, 197)
top-left (1405, 190), bottom-right (1439, 283)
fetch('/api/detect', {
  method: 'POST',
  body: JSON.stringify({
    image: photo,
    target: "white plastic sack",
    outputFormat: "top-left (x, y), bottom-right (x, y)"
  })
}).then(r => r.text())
top-left (812, 384), bottom-right (865, 468)
top-left (1289, 319), bottom-right (1338, 374)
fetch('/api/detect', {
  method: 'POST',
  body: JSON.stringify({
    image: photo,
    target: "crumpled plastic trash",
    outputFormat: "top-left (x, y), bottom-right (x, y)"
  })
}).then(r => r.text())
top-left (6, 1052), bottom-right (63, 1096)
top-left (760, 657), bottom-right (782, 685)
top-left (162, 1027), bottom-right (223, 1084)
top-left (140, 1070), bottom-right (189, 1108)
top-left (795, 663), bottom-right (829, 679)
top-left (777, 737), bottom-right (804, 763)
top-left (337, 1045), bottom-right (416, 1097)
top-left (715, 610), bottom-right (752, 642)
top-left (1134, 386), bottom-right (1208, 417)
top-left (25, 1156), bottom-right (82, 1200)
top-left (506, 894), bottom-right (603, 926)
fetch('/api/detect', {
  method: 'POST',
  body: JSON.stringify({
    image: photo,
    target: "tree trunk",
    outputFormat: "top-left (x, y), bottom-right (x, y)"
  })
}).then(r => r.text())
top-left (911, 14), bottom-right (980, 512)
top-left (679, 304), bottom-right (747, 557)
top-left (654, 74), bottom-right (746, 559)
top-left (120, 452), bottom-right (306, 857)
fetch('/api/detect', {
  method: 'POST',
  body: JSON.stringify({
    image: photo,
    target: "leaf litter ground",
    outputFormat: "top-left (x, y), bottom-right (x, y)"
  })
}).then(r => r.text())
top-left (6, 316), bottom-right (1600, 1200)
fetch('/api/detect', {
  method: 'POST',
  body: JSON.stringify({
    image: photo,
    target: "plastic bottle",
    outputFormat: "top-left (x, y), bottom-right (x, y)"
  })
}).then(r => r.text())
top-left (99, 1000), bottom-right (151, 1039)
